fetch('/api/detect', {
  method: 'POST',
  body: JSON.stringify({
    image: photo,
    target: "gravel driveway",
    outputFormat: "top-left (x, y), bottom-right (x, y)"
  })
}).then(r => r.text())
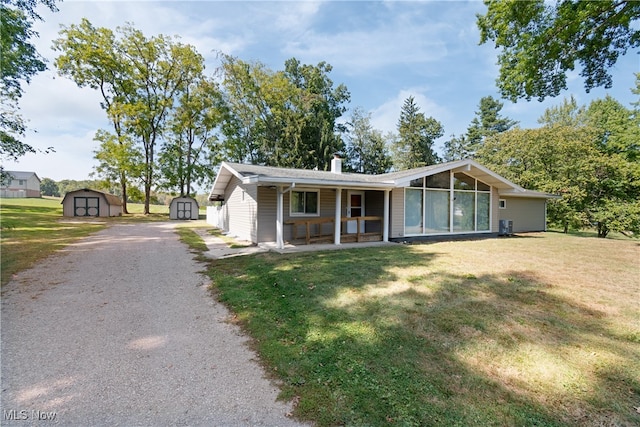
top-left (1, 222), bottom-right (307, 426)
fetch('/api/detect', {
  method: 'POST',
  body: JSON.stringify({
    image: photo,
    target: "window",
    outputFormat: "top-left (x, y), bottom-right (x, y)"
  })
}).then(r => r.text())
top-left (405, 171), bottom-right (493, 235)
top-left (499, 199), bottom-right (506, 209)
top-left (290, 190), bottom-right (319, 216)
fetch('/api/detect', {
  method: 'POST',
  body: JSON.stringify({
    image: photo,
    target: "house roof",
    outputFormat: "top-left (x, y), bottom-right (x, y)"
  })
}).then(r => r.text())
top-left (209, 159), bottom-right (558, 201)
top-left (61, 188), bottom-right (123, 206)
top-left (5, 171), bottom-right (41, 182)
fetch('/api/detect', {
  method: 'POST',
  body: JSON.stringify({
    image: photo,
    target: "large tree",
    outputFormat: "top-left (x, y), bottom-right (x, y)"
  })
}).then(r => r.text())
top-left (219, 55), bottom-right (350, 170)
top-left (444, 95), bottom-right (517, 161)
top-left (0, 0), bottom-right (58, 178)
top-left (158, 76), bottom-right (225, 196)
top-left (477, 0), bottom-right (640, 102)
top-left (344, 107), bottom-right (392, 174)
top-left (54, 19), bottom-right (136, 212)
top-left (55, 20), bottom-right (205, 214)
top-left (392, 96), bottom-right (443, 170)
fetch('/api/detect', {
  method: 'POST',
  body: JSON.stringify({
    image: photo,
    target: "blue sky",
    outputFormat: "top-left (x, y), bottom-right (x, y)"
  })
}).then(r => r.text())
top-left (5, 0), bottom-right (639, 188)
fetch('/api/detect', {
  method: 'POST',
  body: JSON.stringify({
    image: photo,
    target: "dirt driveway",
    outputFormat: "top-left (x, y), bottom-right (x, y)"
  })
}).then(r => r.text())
top-left (1, 222), bottom-right (307, 426)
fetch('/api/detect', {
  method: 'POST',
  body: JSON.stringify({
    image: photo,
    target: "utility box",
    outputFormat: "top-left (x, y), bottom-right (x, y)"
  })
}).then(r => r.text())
top-left (499, 219), bottom-right (513, 236)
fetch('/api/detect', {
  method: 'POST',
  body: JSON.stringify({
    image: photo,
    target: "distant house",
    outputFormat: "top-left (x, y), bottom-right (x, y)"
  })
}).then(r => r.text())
top-left (1, 171), bottom-right (41, 198)
top-left (61, 188), bottom-right (123, 217)
top-left (207, 158), bottom-right (558, 249)
top-left (169, 196), bottom-right (199, 220)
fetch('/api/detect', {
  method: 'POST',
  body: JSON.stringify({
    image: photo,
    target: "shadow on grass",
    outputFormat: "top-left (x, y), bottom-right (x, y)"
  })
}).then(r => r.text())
top-left (208, 246), bottom-right (639, 427)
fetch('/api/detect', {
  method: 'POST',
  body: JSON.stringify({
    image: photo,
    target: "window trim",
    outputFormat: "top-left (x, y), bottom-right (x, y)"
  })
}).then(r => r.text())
top-left (499, 199), bottom-right (507, 209)
top-left (289, 189), bottom-right (320, 217)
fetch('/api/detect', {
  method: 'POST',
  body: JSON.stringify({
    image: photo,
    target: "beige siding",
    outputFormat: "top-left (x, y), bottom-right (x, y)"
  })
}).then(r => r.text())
top-left (499, 197), bottom-right (546, 232)
top-left (62, 190), bottom-right (110, 217)
top-left (257, 186), bottom-right (277, 242)
top-left (389, 188), bottom-right (405, 238)
top-left (491, 190), bottom-right (500, 233)
top-left (224, 177), bottom-right (258, 242)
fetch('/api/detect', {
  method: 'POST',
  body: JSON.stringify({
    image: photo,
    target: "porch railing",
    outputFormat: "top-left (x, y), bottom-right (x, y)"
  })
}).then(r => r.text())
top-left (285, 216), bottom-right (383, 245)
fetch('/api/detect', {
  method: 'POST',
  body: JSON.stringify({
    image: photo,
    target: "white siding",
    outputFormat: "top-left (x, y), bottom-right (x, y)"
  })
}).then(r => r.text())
top-left (224, 177), bottom-right (258, 242)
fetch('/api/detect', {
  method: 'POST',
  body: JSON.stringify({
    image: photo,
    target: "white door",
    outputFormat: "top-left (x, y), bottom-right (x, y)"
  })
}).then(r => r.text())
top-left (347, 191), bottom-right (365, 233)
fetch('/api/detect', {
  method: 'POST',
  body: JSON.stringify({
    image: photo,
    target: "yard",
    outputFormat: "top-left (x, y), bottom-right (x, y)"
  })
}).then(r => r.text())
top-left (206, 233), bottom-right (639, 426)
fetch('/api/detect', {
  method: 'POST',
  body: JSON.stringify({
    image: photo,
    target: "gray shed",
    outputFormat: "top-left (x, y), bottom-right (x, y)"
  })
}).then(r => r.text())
top-left (169, 196), bottom-right (199, 220)
top-left (62, 188), bottom-right (123, 217)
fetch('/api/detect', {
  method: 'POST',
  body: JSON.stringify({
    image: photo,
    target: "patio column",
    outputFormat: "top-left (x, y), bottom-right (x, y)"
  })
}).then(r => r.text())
top-left (383, 189), bottom-right (390, 242)
top-left (334, 188), bottom-right (342, 245)
top-left (276, 186), bottom-right (284, 249)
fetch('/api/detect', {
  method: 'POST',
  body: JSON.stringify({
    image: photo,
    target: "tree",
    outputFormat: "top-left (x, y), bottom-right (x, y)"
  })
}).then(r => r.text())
top-left (40, 177), bottom-right (59, 197)
top-left (219, 55), bottom-right (350, 170)
top-left (392, 96), bottom-right (443, 170)
top-left (444, 95), bottom-right (516, 160)
top-left (159, 76), bottom-right (225, 196)
top-left (478, 93), bottom-right (640, 238)
top-left (55, 21), bottom-right (206, 214)
top-left (344, 107), bottom-right (392, 174)
top-left (54, 19), bottom-right (135, 212)
top-left (0, 1), bottom-right (57, 179)
top-left (477, 0), bottom-right (640, 102)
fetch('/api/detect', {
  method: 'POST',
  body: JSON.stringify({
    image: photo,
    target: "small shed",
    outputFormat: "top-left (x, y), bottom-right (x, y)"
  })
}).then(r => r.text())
top-left (169, 196), bottom-right (199, 220)
top-left (62, 188), bottom-right (123, 217)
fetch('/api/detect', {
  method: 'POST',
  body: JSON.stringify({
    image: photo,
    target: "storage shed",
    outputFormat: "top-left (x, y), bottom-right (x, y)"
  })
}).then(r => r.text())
top-left (62, 188), bottom-right (123, 217)
top-left (169, 196), bottom-right (199, 220)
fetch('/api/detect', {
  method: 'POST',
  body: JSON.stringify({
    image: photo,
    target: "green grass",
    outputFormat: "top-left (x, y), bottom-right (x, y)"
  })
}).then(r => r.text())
top-left (206, 233), bottom-right (640, 426)
top-left (0, 198), bottom-right (170, 285)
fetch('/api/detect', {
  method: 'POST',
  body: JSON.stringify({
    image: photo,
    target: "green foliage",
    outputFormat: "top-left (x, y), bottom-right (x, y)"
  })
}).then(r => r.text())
top-left (220, 55), bottom-right (350, 170)
top-left (392, 96), bottom-right (442, 170)
top-left (444, 95), bottom-right (516, 161)
top-left (54, 20), bottom-right (207, 214)
top-left (478, 0), bottom-right (640, 101)
top-left (478, 93), bottom-right (640, 237)
top-left (0, 4), bottom-right (54, 165)
top-left (344, 107), bottom-right (392, 174)
top-left (40, 177), bottom-right (59, 197)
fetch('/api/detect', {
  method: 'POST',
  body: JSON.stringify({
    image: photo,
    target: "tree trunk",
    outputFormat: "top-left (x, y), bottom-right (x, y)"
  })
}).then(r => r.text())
top-left (120, 170), bottom-right (129, 214)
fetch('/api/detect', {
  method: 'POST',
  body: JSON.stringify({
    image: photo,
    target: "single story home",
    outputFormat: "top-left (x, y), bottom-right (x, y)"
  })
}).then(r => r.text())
top-left (169, 196), bottom-right (199, 220)
top-left (208, 157), bottom-right (557, 249)
top-left (1, 171), bottom-right (41, 198)
top-left (62, 188), bottom-right (123, 217)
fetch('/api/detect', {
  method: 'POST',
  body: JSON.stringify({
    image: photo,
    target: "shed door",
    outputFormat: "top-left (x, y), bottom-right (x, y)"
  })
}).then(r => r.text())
top-left (177, 201), bottom-right (191, 220)
top-left (74, 197), bottom-right (100, 217)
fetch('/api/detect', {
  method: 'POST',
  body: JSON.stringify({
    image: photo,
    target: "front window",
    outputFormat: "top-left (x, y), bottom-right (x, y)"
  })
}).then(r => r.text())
top-left (290, 190), bottom-right (319, 216)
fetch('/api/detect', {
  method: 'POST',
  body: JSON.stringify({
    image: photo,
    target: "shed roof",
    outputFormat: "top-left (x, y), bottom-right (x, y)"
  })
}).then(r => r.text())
top-left (61, 188), bottom-right (123, 206)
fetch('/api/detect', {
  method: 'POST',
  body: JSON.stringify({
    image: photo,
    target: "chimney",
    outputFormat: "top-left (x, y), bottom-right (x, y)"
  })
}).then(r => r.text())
top-left (331, 153), bottom-right (342, 174)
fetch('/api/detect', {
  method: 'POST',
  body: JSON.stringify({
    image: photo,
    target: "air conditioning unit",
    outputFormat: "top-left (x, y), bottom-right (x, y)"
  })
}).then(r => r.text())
top-left (499, 219), bottom-right (513, 236)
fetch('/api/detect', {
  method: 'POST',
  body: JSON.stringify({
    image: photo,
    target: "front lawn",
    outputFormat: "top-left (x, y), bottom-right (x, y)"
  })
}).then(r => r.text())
top-left (206, 233), bottom-right (639, 426)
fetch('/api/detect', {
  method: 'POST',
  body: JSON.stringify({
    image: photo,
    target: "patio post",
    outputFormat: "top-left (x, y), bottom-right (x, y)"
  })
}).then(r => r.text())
top-left (276, 186), bottom-right (284, 249)
top-left (383, 189), bottom-right (390, 242)
top-left (334, 187), bottom-right (342, 245)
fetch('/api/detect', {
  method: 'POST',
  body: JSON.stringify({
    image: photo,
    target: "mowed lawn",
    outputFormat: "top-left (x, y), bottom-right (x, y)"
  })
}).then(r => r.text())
top-left (207, 233), bottom-right (640, 426)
